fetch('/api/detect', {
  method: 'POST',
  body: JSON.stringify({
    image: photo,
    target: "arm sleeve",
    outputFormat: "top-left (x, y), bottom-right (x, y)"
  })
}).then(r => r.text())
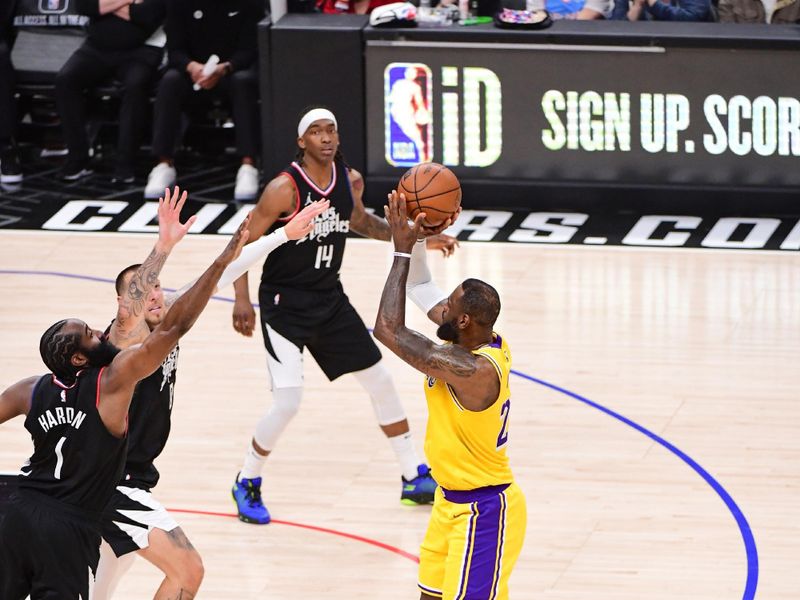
top-left (215, 227), bottom-right (289, 290)
top-left (646, 0), bottom-right (710, 20)
top-left (406, 238), bottom-right (448, 314)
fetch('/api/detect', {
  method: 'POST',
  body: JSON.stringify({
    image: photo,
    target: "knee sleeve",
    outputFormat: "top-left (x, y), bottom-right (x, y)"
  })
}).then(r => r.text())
top-left (352, 360), bottom-right (407, 426)
top-left (252, 386), bottom-right (303, 451)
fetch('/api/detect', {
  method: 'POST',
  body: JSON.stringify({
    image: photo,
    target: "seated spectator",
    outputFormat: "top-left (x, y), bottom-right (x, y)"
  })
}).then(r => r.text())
top-left (611, 0), bottom-right (711, 20)
top-left (144, 0), bottom-right (264, 201)
top-left (718, 0), bottom-right (800, 22)
top-left (316, 0), bottom-right (397, 13)
top-left (55, 0), bottom-right (166, 184)
top-left (528, 0), bottom-right (612, 19)
top-left (0, 0), bottom-right (22, 185)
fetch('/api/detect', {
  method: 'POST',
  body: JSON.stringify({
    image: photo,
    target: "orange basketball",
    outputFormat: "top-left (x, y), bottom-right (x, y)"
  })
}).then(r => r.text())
top-left (397, 162), bottom-right (461, 228)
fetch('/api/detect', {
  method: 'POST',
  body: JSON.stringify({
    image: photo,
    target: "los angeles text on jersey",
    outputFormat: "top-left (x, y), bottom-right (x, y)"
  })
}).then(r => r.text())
top-left (299, 204), bottom-right (350, 243)
top-left (28, 200), bottom-right (800, 251)
top-left (541, 90), bottom-right (800, 157)
top-left (37, 406), bottom-right (87, 433)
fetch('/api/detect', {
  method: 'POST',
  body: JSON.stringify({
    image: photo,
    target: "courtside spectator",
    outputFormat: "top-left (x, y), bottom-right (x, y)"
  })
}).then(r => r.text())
top-left (144, 0), bottom-right (264, 201)
top-left (0, 0), bottom-right (22, 185)
top-left (55, 0), bottom-right (166, 184)
top-left (527, 0), bottom-right (613, 19)
top-left (611, 0), bottom-right (712, 19)
top-left (718, 0), bottom-right (800, 22)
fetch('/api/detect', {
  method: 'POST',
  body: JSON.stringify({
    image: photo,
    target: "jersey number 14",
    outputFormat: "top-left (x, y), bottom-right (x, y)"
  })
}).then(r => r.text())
top-left (315, 244), bottom-right (334, 269)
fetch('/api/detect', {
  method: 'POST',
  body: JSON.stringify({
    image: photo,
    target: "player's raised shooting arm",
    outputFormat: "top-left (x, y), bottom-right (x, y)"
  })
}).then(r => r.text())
top-left (99, 219), bottom-right (250, 436)
top-left (111, 187), bottom-right (196, 343)
top-left (0, 376), bottom-right (38, 424)
top-left (375, 190), bottom-right (498, 410)
top-left (348, 168), bottom-right (391, 241)
top-left (373, 253), bottom-right (498, 410)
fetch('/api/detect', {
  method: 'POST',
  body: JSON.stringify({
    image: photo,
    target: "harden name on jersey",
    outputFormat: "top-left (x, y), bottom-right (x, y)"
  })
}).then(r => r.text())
top-left (37, 405), bottom-right (87, 433)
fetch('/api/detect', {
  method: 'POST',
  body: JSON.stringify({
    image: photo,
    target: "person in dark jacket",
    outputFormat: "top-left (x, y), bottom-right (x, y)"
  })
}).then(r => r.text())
top-left (611, 0), bottom-right (711, 20)
top-left (143, 0), bottom-right (265, 201)
top-left (55, 0), bottom-right (166, 183)
top-left (0, 0), bottom-right (22, 185)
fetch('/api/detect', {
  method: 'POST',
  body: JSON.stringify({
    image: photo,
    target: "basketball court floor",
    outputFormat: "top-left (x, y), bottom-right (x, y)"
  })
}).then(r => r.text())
top-left (0, 230), bottom-right (797, 599)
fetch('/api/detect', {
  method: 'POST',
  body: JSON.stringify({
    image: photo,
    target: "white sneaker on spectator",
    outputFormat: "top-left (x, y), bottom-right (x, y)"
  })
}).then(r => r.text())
top-left (144, 163), bottom-right (177, 199)
top-left (234, 164), bottom-right (260, 200)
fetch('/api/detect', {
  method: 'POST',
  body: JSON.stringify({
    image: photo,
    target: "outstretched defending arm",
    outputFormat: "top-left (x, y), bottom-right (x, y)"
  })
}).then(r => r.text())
top-left (97, 217), bottom-right (251, 436)
top-left (164, 199), bottom-right (329, 307)
top-left (110, 186), bottom-right (197, 345)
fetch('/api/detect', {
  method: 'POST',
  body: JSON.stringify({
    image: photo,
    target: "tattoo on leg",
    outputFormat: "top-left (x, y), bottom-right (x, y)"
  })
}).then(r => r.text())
top-left (166, 527), bottom-right (196, 551)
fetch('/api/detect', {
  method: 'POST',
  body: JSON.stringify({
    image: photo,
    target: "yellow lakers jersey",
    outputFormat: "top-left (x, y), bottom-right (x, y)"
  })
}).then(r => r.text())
top-left (423, 332), bottom-right (514, 491)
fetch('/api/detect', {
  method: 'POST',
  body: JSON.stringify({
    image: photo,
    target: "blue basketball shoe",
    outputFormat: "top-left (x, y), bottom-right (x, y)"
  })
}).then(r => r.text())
top-left (401, 464), bottom-right (437, 505)
top-left (232, 473), bottom-right (271, 524)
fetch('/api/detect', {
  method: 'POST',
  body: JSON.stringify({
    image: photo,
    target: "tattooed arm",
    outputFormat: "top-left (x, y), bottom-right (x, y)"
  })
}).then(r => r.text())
top-left (109, 187), bottom-right (197, 345)
top-left (347, 169), bottom-right (458, 252)
top-left (374, 192), bottom-right (499, 411)
top-left (348, 168), bottom-right (391, 241)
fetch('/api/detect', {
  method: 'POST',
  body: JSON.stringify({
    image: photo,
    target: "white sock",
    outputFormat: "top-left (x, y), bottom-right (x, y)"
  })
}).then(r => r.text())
top-left (389, 432), bottom-right (423, 481)
top-left (240, 442), bottom-right (267, 480)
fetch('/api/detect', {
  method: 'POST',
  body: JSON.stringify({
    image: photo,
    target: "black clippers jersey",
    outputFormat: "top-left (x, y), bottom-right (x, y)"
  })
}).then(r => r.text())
top-left (260, 160), bottom-right (353, 292)
top-left (123, 345), bottom-right (179, 488)
top-left (20, 368), bottom-right (128, 513)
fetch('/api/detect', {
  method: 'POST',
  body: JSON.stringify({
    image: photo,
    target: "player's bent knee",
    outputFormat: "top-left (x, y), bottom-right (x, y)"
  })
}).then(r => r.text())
top-left (169, 547), bottom-right (204, 592)
top-left (182, 551), bottom-right (204, 592)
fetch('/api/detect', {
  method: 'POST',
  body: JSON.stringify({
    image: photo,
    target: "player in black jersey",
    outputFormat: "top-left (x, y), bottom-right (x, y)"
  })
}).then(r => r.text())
top-left (229, 107), bottom-right (459, 525)
top-left (0, 193), bottom-right (250, 599)
top-left (93, 199), bottom-right (328, 599)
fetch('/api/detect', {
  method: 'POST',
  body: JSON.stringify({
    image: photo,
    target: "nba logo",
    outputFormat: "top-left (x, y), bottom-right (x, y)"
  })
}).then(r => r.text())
top-left (39, 0), bottom-right (68, 13)
top-left (385, 63), bottom-right (433, 167)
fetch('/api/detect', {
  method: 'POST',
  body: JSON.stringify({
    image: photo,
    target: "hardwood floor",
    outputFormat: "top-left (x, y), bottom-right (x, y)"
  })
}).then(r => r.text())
top-left (1, 231), bottom-right (796, 599)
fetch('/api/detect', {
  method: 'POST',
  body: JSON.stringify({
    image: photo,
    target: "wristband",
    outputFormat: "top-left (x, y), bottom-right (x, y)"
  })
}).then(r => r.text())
top-left (393, 251), bottom-right (412, 259)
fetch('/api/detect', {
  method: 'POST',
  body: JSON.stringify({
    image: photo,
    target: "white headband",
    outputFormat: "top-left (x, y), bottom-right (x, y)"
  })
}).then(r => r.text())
top-left (297, 108), bottom-right (338, 137)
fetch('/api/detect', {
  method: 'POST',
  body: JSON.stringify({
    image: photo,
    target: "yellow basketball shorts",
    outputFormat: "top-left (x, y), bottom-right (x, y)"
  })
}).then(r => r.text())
top-left (418, 482), bottom-right (526, 600)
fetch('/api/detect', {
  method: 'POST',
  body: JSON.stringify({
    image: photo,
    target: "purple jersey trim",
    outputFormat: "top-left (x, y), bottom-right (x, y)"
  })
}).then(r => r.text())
top-left (441, 483), bottom-right (510, 504)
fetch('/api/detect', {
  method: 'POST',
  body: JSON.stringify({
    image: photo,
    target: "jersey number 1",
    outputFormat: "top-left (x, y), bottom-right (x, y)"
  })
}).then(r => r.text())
top-left (54, 436), bottom-right (67, 479)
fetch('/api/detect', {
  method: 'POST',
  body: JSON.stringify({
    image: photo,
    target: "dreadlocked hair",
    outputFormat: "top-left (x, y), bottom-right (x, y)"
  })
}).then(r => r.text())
top-left (461, 279), bottom-right (501, 327)
top-left (39, 319), bottom-right (82, 384)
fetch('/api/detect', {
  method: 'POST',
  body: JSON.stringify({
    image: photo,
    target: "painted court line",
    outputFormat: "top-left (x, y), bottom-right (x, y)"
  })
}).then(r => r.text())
top-left (0, 269), bottom-right (758, 599)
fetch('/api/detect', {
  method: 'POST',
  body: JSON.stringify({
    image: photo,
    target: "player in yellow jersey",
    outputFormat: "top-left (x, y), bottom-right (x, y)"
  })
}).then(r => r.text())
top-left (374, 191), bottom-right (526, 600)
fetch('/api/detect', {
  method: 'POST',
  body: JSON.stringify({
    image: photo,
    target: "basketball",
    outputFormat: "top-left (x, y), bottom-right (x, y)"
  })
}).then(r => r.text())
top-left (397, 162), bottom-right (461, 228)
